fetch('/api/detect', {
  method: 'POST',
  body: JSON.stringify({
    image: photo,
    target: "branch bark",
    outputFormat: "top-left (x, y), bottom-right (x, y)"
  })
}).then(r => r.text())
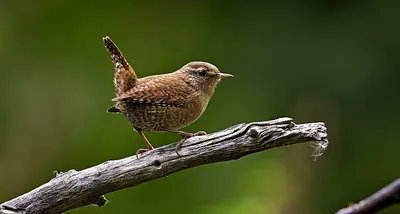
top-left (0, 117), bottom-right (328, 214)
top-left (336, 178), bottom-right (400, 214)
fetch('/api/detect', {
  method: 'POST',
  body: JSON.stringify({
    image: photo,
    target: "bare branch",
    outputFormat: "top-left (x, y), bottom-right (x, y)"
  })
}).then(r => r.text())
top-left (336, 178), bottom-right (400, 214)
top-left (0, 117), bottom-right (328, 214)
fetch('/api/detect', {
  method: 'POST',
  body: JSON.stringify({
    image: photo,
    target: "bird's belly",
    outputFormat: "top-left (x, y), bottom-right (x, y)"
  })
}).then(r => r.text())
top-left (119, 101), bottom-right (205, 131)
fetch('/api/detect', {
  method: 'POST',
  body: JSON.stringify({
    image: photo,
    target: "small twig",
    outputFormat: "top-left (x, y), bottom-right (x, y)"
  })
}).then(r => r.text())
top-left (0, 117), bottom-right (328, 214)
top-left (336, 178), bottom-right (400, 214)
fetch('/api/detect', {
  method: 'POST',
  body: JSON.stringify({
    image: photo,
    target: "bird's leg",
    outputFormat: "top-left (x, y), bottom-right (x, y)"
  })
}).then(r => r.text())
top-left (163, 129), bottom-right (206, 152)
top-left (135, 128), bottom-right (154, 159)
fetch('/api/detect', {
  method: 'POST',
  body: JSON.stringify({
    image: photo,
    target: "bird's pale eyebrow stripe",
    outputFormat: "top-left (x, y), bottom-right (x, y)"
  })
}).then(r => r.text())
top-left (190, 68), bottom-right (207, 72)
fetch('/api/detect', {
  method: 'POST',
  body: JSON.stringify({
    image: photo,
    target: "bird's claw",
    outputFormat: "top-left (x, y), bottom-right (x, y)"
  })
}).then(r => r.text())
top-left (135, 148), bottom-right (152, 159)
top-left (175, 131), bottom-right (207, 155)
top-left (175, 138), bottom-right (186, 156)
top-left (194, 131), bottom-right (207, 136)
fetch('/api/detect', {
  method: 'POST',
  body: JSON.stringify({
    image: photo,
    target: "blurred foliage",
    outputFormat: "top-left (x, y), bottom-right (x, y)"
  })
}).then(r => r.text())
top-left (0, 0), bottom-right (399, 213)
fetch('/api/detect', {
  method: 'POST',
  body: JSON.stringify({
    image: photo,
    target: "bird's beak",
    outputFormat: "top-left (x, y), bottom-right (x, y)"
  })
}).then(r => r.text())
top-left (219, 73), bottom-right (234, 79)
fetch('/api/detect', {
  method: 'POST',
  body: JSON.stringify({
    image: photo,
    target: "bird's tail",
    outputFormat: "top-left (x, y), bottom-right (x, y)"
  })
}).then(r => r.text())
top-left (103, 36), bottom-right (137, 96)
top-left (107, 105), bottom-right (120, 113)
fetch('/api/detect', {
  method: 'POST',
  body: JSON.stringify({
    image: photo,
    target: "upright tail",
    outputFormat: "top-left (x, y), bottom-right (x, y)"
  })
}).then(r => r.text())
top-left (103, 36), bottom-right (137, 96)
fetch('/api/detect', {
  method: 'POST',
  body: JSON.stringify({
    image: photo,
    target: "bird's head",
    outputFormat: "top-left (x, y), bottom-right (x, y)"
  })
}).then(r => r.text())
top-left (178, 61), bottom-right (233, 96)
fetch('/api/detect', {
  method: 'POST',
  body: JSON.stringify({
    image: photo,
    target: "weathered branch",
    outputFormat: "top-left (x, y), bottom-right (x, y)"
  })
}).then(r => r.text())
top-left (336, 178), bottom-right (400, 214)
top-left (0, 117), bottom-right (328, 214)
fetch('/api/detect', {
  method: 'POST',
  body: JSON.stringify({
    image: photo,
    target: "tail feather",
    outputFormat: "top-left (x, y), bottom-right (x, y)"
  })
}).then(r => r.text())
top-left (107, 106), bottom-right (121, 113)
top-left (103, 36), bottom-right (137, 96)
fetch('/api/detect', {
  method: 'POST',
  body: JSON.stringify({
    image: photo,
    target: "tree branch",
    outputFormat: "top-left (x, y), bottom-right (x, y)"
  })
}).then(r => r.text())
top-left (336, 178), bottom-right (400, 214)
top-left (0, 117), bottom-right (328, 214)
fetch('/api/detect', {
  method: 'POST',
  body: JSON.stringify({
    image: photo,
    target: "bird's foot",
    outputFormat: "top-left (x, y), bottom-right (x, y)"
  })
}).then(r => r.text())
top-left (135, 128), bottom-right (155, 159)
top-left (193, 131), bottom-right (207, 136)
top-left (135, 148), bottom-right (153, 159)
top-left (175, 131), bottom-right (207, 154)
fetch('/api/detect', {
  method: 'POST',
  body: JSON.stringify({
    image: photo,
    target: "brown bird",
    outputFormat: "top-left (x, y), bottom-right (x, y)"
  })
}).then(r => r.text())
top-left (103, 36), bottom-right (233, 158)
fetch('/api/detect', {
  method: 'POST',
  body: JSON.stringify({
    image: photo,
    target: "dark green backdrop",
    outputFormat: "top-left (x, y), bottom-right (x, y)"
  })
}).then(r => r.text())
top-left (1, 0), bottom-right (399, 213)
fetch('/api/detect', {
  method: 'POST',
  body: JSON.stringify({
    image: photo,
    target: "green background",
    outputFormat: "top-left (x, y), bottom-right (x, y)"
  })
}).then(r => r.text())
top-left (1, 0), bottom-right (399, 213)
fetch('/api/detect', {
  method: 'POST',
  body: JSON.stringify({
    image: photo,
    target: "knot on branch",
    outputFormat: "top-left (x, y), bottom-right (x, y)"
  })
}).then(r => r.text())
top-left (247, 128), bottom-right (259, 139)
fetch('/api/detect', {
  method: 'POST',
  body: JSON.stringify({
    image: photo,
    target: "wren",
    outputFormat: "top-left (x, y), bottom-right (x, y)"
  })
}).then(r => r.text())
top-left (103, 36), bottom-right (233, 158)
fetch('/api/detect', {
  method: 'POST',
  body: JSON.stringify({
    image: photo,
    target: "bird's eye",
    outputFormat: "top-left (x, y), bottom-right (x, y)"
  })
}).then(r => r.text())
top-left (198, 70), bottom-right (206, 77)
